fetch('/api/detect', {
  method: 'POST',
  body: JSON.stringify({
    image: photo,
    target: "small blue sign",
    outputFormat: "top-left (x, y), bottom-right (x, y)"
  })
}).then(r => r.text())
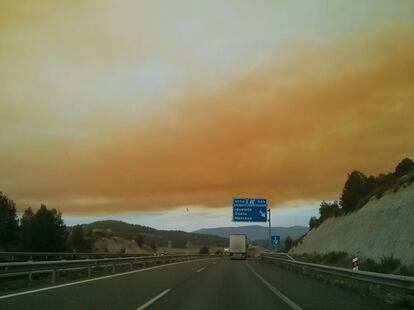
top-left (271, 235), bottom-right (281, 246)
top-left (233, 198), bottom-right (268, 222)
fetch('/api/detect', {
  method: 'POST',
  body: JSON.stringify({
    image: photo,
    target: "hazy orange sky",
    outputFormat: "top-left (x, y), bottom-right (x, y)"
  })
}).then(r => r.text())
top-left (1, 1), bottom-right (413, 221)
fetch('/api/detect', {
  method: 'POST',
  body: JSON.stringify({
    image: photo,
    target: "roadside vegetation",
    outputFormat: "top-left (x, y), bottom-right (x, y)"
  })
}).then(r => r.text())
top-left (292, 251), bottom-right (414, 277)
top-left (0, 193), bottom-right (226, 253)
top-left (0, 195), bottom-right (68, 252)
top-left (309, 157), bottom-right (414, 230)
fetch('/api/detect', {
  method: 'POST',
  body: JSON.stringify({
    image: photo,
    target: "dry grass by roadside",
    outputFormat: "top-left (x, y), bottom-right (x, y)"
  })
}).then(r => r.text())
top-left (292, 251), bottom-right (414, 276)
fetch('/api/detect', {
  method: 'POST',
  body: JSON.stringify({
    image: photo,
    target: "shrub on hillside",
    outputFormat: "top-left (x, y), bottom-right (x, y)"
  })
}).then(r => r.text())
top-left (319, 201), bottom-right (342, 220)
top-left (395, 158), bottom-right (414, 177)
top-left (360, 258), bottom-right (378, 272)
top-left (150, 241), bottom-right (157, 252)
top-left (340, 171), bottom-right (371, 213)
top-left (379, 256), bottom-right (401, 273)
top-left (20, 205), bottom-right (67, 252)
top-left (308, 157), bottom-right (414, 230)
top-left (293, 253), bottom-right (407, 275)
top-left (309, 201), bottom-right (341, 229)
top-left (360, 256), bottom-right (401, 273)
top-left (284, 236), bottom-right (293, 252)
top-left (215, 249), bottom-right (223, 255)
top-left (309, 216), bottom-right (320, 229)
top-left (0, 192), bottom-right (19, 250)
top-left (199, 246), bottom-right (209, 254)
top-left (67, 225), bottom-right (92, 252)
top-left (323, 251), bottom-right (348, 264)
top-left (291, 234), bottom-right (306, 248)
top-left (301, 252), bottom-right (323, 264)
top-left (135, 234), bottom-right (144, 247)
top-left (397, 265), bottom-right (414, 277)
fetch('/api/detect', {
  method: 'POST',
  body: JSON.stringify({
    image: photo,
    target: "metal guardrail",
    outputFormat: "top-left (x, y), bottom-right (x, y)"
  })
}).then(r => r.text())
top-left (262, 252), bottom-right (295, 261)
top-left (0, 251), bottom-right (149, 262)
top-left (261, 255), bottom-right (414, 291)
top-left (0, 255), bottom-right (207, 283)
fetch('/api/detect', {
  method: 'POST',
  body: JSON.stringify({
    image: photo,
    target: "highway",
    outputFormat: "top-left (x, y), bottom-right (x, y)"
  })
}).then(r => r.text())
top-left (0, 258), bottom-right (396, 310)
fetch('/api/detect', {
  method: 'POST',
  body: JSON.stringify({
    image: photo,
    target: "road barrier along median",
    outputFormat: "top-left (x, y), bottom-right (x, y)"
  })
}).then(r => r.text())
top-left (261, 255), bottom-right (414, 291)
top-left (261, 254), bottom-right (414, 307)
top-left (0, 254), bottom-right (207, 284)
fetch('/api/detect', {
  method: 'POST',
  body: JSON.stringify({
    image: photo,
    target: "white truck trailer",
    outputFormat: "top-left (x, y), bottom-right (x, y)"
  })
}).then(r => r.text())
top-left (229, 234), bottom-right (247, 260)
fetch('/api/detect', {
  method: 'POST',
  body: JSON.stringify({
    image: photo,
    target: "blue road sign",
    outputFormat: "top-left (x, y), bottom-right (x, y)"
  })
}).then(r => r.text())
top-left (233, 198), bottom-right (267, 206)
top-left (271, 235), bottom-right (281, 246)
top-left (233, 198), bottom-right (268, 222)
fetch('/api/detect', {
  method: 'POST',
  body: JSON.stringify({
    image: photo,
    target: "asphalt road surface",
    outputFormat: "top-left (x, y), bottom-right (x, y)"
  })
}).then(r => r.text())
top-left (0, 258), bottom-right (396, 310)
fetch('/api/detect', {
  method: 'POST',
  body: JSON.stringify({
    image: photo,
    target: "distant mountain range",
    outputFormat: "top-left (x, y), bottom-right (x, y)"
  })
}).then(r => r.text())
top-left (193, 225), bottom-right (308, 241)
top-left (80, 220), bottom-right (228, 247)
top-left (76, 221), bottom-right (308, 249)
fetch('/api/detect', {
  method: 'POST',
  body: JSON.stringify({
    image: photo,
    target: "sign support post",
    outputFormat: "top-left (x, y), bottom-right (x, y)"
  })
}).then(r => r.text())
top-left (268, 207), bottom-right (271, 250)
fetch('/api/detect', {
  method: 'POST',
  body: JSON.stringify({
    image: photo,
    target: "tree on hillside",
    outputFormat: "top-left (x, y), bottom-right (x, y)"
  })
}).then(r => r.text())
top-left (340, 171), bottom-right (370, 213)
top-left (20, 204), bottom-right (67, 252)
top-left (319, 201), bottom-right (341, 221)
top-left (150, 241), bottom-right (157, 252)
top-left (68, 225), bottom-right (91, 252)
top-left (309, 216), bottom-right (319, 229)
top-left (365, 175), bottom-right (378, 193)
top-left (395, 158), bottom-right (414, 177)
top-left (0, 193), bottom-right (19, 250)
top-left (19, 207), bottom-right (34, 250)
top-left (199, 246), bottom-right (209, 254)
top-left (284, 236), bottom-right (293, 252)
top-left (135, 234), bottom-right (144, 247)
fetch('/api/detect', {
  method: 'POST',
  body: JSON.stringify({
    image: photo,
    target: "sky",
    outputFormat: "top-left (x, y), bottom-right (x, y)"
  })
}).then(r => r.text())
top-left (1, 1), bottom-right (413, 231)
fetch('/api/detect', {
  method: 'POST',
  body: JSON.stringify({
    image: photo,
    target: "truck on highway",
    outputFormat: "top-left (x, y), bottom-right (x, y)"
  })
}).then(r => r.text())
top-left (229, 234), bottom-right (247, 260)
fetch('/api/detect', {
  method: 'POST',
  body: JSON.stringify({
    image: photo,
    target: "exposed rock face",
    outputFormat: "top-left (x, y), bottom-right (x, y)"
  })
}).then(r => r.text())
top-left (92, 236), bottom-right (143, 254)
top-left (291, 183), bottom-right (414, 265)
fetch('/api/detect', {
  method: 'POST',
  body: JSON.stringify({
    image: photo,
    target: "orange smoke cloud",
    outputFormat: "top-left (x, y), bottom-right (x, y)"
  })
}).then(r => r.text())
top-left (2, 33), bottom-right (414, 214)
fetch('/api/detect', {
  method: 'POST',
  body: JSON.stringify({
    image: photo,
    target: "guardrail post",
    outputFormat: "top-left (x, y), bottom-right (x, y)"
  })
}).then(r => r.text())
top-left (130, 263), bottom-right (133, 270)
top-left (112, 264), bottom-right (116, 273)
top-left (28, 272), bottom-right (32, 282)
top-left (87, 266), bottom-right (92, 277)
top-left (51, 269), bottom-right (56, 283)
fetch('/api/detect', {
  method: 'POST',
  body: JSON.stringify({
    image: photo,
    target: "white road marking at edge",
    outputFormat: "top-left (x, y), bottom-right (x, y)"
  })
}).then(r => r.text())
top-left (0, 258), bottom-right (210, 301)
top-left (246, 261), bottom-right (303, 310)
top-left (136, 289), bottom-right (171, 310)
top-left (196, 267), bottom-right (205, 273)
top-left (286, 254), bottom-right (295, 261)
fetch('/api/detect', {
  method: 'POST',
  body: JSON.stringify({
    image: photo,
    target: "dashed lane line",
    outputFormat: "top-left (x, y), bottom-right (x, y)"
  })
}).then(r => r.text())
top-left (136, 289), bottom-right (171, 310)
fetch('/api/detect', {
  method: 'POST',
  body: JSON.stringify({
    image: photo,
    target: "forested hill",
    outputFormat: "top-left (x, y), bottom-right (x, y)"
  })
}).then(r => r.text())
top-left (81, 220), bottom-right (228, 248)
top-left (83, 220), bottom-right (157, 234)
top-left (193, 225), bottom-right (308, 241)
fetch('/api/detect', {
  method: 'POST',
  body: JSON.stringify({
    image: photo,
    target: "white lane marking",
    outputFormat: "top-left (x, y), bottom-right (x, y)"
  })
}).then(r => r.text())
top-left (0, 258), bottom-right (210, 300)
top-left (246, 261), bottom-right (303, 310)
top-left (196, 267), bottom-right (205, 273)
top-left (136, 289), bottom-right (170, 310)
